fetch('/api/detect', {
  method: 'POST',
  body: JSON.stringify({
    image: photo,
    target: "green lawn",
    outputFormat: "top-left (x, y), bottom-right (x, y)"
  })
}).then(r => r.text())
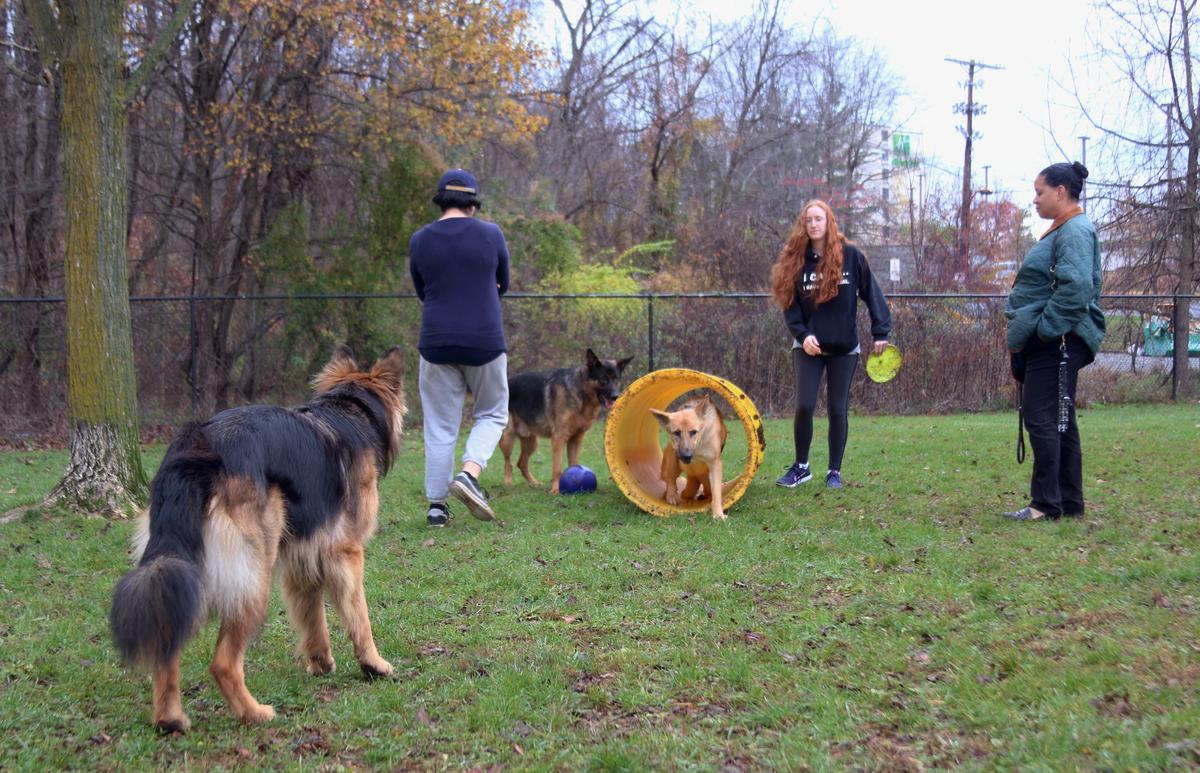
top-left (1, 404), bottom-right (1197, 771)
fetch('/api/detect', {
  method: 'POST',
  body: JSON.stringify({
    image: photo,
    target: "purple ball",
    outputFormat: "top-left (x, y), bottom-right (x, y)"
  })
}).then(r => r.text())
top-left (558, 464), bottom-right (598, 494)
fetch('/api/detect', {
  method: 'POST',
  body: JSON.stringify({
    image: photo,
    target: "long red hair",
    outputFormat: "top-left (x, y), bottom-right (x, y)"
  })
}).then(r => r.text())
top-left (770, 199), bottom-right (847, 309)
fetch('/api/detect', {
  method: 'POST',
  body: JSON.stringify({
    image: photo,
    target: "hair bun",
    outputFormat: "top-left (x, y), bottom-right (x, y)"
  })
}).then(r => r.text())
top-left (1072, 161), bottom-right (1089, 180)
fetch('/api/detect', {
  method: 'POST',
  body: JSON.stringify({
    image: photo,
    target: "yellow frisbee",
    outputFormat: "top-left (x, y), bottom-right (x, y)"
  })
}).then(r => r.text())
top-left (866, 344), bottom-right (902, 383)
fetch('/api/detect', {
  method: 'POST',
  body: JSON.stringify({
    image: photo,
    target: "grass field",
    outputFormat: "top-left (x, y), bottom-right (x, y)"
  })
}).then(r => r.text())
top-left (1, 404), bottom-right (1197, 771)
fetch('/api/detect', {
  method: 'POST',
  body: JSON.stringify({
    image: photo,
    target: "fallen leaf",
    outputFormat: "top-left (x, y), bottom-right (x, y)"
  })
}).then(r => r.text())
top-left (416, 706), bottom-right (435, 728)
top-left (561, 615), bottom-right (578, 623)
top-left (422, 539), bottom-right (436, 548)
top-left (513, 743), bottom-right (525, 756)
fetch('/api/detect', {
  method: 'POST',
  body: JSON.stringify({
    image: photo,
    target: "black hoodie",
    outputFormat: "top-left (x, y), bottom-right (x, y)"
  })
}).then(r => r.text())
top-left (783, 243), bottom-right (892, 355)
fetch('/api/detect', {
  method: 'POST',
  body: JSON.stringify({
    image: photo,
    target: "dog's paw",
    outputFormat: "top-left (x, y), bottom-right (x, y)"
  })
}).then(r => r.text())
top-left (154, 714), bottom-right (191, 735)
top-left (664, 491), bottom-right (680, 505)
top-left (239, 703), bottom-right (276, 724)
top-left (712, 511), bottom-right (727, 521)
top-left (305, 652), bottom-right (336, 676)
top-left (360, 659), bottom-right (394, 679)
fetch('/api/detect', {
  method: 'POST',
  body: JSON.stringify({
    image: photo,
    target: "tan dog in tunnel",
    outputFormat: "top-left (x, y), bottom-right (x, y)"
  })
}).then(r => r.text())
top-left (650, 393), bottom-right (729, 520)
top-left (109, 345), bottom-right (406, 732)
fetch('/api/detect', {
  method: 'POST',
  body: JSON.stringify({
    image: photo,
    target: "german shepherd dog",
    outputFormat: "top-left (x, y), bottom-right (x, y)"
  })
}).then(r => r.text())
top-left (499, 349), bottom-right (632, 494)
top-left (650, 393), bottom-right (729, 520)
top-left (109, 345), bottom-right (406, 732)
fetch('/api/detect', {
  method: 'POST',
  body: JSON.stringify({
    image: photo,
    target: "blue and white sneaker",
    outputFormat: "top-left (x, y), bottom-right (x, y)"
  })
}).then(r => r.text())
top-left (427, 502), bottom-right (450, 527)
top-left (450, 471), bottom-right (495, 521)
top-left (825, 470), bottom-right (843, 489)
top-left (776, 462), bottom-right (813, 487)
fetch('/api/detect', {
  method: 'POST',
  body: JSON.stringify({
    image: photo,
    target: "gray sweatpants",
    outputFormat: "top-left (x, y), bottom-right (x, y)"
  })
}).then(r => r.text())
top-left (419, 354), bottom-right (509, 502)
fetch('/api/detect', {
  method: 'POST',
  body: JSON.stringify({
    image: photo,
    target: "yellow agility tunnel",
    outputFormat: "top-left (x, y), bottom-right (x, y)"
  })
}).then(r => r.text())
top-left (603, 368), bottom-right (766, 517)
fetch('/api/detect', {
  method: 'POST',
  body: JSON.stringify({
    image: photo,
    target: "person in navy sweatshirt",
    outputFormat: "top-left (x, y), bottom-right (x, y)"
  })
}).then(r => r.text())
top-left (769, 199), bottom-right (892, 490)
top-left (409, 169), bottom-right (510, 526)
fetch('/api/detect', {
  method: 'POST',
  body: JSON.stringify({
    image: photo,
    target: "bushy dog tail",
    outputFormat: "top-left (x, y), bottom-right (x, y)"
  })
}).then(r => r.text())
top-left (110, 425), bottom-right (219, 669)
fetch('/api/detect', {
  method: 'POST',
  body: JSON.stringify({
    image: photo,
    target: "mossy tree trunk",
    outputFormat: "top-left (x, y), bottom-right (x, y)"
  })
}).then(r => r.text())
top-left (24, 0), bottom-right (193, 516)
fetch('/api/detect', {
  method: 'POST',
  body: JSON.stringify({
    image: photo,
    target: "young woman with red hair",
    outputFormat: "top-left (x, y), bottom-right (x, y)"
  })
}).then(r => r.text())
top-left (770, 200), bottom-right (892, 489)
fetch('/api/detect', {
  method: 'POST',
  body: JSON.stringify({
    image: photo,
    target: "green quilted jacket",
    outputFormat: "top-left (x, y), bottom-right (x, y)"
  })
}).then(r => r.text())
top-left (1005, 213), bottom-right (1106, 355)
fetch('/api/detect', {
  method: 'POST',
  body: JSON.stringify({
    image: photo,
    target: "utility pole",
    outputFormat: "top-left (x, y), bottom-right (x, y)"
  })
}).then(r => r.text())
top-left (946, 57), bottom-right (1003, 284)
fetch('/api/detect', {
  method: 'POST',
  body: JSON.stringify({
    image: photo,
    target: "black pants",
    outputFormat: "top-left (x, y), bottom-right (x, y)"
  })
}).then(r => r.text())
top-left (792, 349), bottom-right (858, 471)
top-left (1022, 334), bottom-right (1090, 515)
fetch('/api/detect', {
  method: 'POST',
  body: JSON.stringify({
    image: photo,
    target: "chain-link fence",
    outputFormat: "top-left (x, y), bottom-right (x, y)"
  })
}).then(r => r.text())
top-left (1, 292), bottom-right (1196, 445)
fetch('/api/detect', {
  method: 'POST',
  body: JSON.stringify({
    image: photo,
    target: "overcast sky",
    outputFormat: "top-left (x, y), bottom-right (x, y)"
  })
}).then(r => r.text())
top-left (802, 0), bottom-right (1098, 206)
top-left (543, 0), bottom-right (1108, 225)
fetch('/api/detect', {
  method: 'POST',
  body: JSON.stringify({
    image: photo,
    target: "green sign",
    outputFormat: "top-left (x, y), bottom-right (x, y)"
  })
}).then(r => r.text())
top-left (891, 133), bottom-right (919, 169)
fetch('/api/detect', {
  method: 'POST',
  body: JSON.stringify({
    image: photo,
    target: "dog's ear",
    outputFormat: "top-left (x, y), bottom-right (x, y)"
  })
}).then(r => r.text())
top-left (617, 356), bottom-right (633, 373)
top-left (312, 343), bottom-right (359, 393)
top-left (332, 343), bottom-right (357, 369)
top-left (649, 408), bottom-right (672, 429)
top-left (370, 346), bottom-right (405, 391)
top-left (694, 393), bottom-right (716, 416)
top-left (586, 348), bottom-right (600, 368)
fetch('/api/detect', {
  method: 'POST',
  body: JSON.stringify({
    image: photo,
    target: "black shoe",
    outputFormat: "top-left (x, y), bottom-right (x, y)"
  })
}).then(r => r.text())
top-left (427, 502), bottom-right (450, 527)
top-left (776, 462), bottom-right (812, 487)
top-left (1002, 506), bottom-right (1055, 521)
top-left (825, 470), bottom-right (843, 489)
top-left (450, 471), bottom-right (495, 521)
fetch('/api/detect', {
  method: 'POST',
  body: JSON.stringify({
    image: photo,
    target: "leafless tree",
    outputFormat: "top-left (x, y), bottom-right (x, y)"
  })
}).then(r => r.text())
top-left (1077, 0), bottom-right (1199, 395)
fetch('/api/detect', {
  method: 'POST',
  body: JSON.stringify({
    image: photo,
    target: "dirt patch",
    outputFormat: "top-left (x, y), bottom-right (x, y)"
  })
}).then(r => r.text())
top-left (571, 697), bottom-right (734, 740)
top-left (1092, 691), bottom-right (1139, 718)
top-left (832, 723), bottom-right (993, 770)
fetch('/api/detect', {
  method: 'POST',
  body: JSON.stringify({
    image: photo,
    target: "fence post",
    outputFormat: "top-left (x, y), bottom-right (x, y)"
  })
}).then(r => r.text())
top-left (1172, 292), bottom-right (1189, 401)
top-left (647, 294), bottom-right (655, 372)
top-left (188, 295), bottom-right (198, 419)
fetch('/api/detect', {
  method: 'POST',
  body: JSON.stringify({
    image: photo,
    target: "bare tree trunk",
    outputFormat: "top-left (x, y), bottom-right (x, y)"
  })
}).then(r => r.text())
top-left (1175, 135), bottom-right (1196, 397)
top-left (1172, 3), bottom-right (1197, 398)
top-left (36, 0), bottom-right (149, 515)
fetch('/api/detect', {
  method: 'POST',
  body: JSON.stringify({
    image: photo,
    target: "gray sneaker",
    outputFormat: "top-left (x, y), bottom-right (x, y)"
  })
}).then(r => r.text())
top-left (450, 471), bottom-right (495, 521)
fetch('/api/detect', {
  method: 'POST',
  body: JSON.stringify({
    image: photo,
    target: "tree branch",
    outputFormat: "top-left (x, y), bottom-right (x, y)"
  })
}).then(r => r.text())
top-left (2, 52), bottom-right (47, 86)
top-left (21, 0), bottom-right (62, 61)
top-left (127, 0), bottom-right (197, 97)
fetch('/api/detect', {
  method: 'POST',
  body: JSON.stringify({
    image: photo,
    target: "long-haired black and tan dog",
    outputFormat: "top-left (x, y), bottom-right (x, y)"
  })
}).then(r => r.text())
top-left (499, 349), bottom-right (632, 494)
top-left (109, 345), bottom-right (406, 732)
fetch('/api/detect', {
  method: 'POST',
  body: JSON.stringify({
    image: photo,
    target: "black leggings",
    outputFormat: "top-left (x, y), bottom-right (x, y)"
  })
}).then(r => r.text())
top-left (792, 349), bottom-right (859, 471)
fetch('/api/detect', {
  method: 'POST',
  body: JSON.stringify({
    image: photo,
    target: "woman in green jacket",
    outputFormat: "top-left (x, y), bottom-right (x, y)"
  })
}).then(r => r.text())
top-left (1003, 161), bottom-right (1105, 521)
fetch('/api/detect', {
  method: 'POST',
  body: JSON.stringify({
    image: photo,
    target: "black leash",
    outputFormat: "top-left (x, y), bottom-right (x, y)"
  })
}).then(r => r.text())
top-left (1057, 335), bottom-right (1071, 434)
top-left (1016, 382), bottom-right (1026, 464)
